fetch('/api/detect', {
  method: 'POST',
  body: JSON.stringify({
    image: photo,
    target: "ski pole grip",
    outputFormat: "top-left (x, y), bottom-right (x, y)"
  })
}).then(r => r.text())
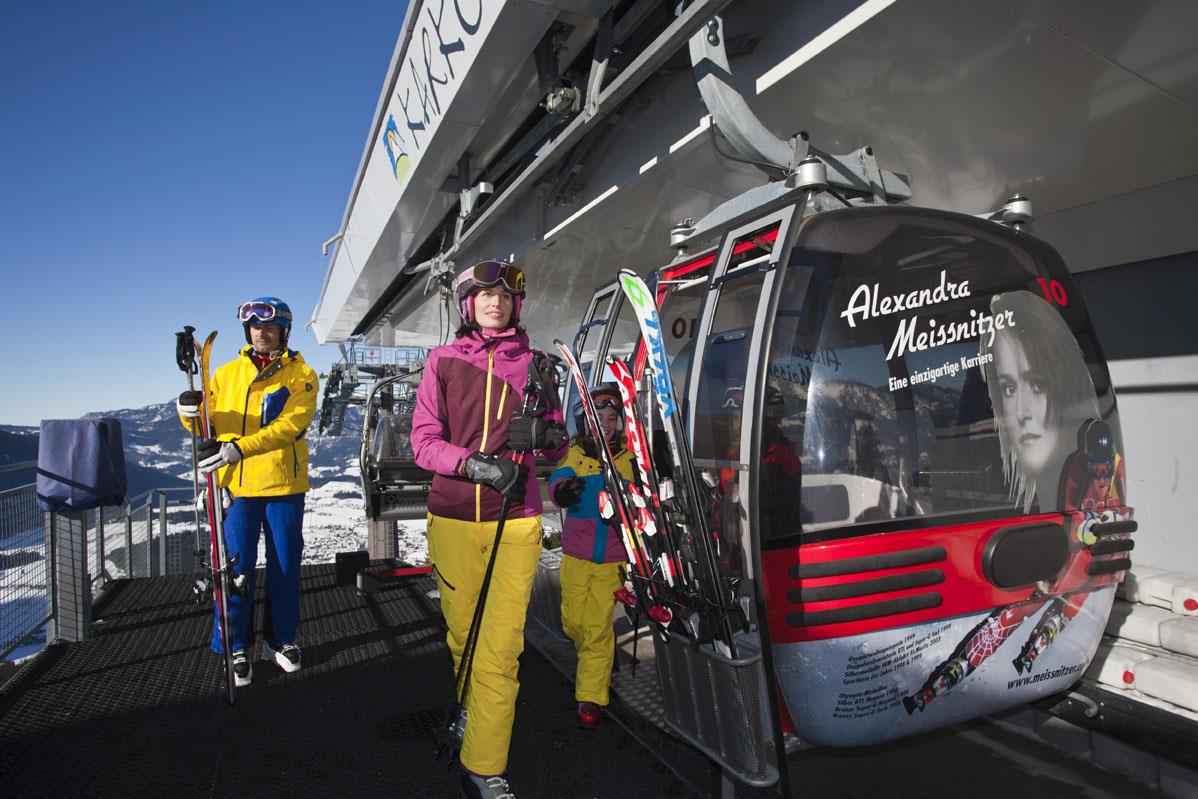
top-left (175, 326), bottom-right (197, 374)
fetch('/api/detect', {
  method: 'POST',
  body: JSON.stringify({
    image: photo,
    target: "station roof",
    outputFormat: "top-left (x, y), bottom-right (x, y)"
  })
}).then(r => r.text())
top-left (311, 0), bottom-right (1198, 346)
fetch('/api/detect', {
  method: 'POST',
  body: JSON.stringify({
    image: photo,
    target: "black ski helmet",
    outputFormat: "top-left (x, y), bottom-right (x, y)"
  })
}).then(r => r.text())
top-left (238, 297), bottom-right (293, 348)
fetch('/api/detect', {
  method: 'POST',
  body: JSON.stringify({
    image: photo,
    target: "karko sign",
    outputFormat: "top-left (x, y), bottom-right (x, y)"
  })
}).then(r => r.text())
top-left (379, 0), bottom-right (503, 187)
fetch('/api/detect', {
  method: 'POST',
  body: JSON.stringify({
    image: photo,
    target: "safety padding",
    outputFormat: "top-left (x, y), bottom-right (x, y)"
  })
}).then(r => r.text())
top-left (1160, 617), bottom-right (1198, 658)
top-left (1105, 601), bottom-right (1175, 648)
top-left (36, 418), bottom-right (127, 512)
top-left (1173, 578), bottom-right (1198, 616)
top-left (1085, 640), bottom-right (1154, 690)
top-left (1129, 570), bottom-right (1192, 611)
top-left (1116, 565), bottom-right (1167, 604)
top-left (1133, 658), bottom-right (1198, 713)
top-left (981, 521), bottom-right (1069, 589)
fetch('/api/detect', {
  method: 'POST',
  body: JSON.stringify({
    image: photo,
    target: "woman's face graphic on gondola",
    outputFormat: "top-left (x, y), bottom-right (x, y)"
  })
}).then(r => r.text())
top-left (993, 331), bottom-right (1059, 476)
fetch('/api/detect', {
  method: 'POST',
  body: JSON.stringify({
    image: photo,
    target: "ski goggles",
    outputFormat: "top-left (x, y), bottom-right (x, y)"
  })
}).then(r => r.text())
top-left (592, 396), bottom-right (621, 412)
top-left (470, 260), bottom-right (526, 295)
top-left (238, 301), bottom-right (292, 324)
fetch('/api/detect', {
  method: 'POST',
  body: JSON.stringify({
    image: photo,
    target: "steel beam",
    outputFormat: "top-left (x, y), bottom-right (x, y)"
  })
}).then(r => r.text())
top-left (407, 0), bottom-right (735, 276)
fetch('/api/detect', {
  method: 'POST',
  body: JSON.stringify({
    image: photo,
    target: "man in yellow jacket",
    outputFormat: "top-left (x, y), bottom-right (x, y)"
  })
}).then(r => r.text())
top-left (177, 297), bottom-right (319, 687)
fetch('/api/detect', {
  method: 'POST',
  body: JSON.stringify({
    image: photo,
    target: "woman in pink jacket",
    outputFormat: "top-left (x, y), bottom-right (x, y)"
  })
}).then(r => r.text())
top-left (410, 260), bottom-right (567, 799)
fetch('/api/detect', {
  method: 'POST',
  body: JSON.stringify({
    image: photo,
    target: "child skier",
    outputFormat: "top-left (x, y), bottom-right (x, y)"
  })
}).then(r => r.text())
top-left (548, 383), bottom-right (634, 730)
top-left (410, 260), bottom-right (568, 799)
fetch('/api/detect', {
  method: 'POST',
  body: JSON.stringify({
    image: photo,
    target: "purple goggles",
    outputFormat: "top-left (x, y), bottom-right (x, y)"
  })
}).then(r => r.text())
top-left (472, 260), bottom-right (526, 295)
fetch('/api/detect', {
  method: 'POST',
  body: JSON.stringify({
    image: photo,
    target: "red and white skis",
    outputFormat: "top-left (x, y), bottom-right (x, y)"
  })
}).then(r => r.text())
top-left (606, 356), bottom-right (685, 591)
top-left (616, 269), bottom-right (739, 655)
top-left (553, 340), bottom-right (673, 628)
top-left (197, 331), bottom-right (238, 704)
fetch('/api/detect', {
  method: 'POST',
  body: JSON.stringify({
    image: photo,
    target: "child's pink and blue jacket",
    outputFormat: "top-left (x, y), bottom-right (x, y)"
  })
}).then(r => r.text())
top-left (549, 442), bottom-right (634, 564)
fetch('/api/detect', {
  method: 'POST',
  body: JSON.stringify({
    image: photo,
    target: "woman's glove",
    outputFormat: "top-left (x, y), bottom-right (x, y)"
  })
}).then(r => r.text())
top-left (552, 477), bottom-right (585, 509)
top-left (462, 451), bottom-right (526, 500)
top-left (507, 413), bottom-right (567, 453)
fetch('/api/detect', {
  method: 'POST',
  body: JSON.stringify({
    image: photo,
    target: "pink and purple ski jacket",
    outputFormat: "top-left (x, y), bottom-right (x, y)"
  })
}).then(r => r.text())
top-left (411, 328), bottom-right (567, 523)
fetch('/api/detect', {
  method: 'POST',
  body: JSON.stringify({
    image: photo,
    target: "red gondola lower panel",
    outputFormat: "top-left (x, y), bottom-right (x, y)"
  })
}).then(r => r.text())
top-left (763, 508), bottom-right (1134, 747)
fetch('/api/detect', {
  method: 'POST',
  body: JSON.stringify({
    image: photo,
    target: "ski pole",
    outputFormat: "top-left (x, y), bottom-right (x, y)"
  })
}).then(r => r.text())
top-left (175, 327), bottom-right (206, 573)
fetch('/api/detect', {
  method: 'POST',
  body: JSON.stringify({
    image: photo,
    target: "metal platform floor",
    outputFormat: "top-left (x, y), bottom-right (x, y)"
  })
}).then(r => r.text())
top-left (0, 566), bottom-right (693, 798)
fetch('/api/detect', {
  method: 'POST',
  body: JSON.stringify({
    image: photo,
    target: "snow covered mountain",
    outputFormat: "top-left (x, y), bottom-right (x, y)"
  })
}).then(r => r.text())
top-left (0, 400), bottom-right (425, 566)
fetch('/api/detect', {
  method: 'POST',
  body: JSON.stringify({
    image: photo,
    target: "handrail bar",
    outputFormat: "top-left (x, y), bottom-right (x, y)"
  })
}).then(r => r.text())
top-left (0, 482), bottom-right (35, 501)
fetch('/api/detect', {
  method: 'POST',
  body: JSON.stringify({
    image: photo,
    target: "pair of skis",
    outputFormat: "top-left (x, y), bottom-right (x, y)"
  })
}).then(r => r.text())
top-left (554, 341), bottom-right (674, 629)
top-left (554, 270), bottom-right (738, 655)
top-left (616, 269), bottom-right (738, 655)
top-left (175, 327), bottom-right (240, 704)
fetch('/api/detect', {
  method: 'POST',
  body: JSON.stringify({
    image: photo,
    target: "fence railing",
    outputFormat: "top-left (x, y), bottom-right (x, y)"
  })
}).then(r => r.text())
top-left (0, 471), bottom-right (198, 662)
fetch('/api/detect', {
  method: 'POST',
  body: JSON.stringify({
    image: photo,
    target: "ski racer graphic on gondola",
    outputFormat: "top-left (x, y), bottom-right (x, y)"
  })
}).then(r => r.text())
top-left (902, 291), bottom-right (1130, 713)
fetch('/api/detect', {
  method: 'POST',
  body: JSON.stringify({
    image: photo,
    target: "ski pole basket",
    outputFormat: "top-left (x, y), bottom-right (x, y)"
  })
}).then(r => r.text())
top-left (654, 634), bottom-right (778, 787)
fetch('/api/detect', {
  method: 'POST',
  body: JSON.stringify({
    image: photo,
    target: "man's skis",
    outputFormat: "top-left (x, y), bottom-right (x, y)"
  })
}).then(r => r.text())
top-left (616, 269), bottom-right (738, 656)
top-left (553, 340), bottom-right (672, 628)
top-left (197, 331), bottom-right (239, 704)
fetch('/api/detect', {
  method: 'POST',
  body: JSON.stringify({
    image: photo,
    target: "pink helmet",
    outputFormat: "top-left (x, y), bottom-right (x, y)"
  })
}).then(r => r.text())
top-left (455, 260), bottom-right (526, 325)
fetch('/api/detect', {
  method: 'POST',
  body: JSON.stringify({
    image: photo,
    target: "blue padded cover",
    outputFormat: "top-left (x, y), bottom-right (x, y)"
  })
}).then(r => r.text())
top-left (36, 418), bottom-right (128, 511)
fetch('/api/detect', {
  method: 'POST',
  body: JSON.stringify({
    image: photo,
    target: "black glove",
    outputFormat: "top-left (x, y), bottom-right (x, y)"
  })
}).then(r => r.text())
top-left (552, 477), bottom-right (585, 509)
top-left (177, 390), bottom-right (204, 419)
top-left (462, 451), bottom-right (527, 500)
top-left (197, 438), bottom-right (221, 461)
top-left (197, 438), bottom-right (243, 474)
top-left (507, 413), bottom-right (567, 453)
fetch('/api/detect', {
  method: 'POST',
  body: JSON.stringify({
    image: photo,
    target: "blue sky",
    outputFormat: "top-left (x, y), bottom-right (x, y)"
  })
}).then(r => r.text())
top-left (0, 1), bottom-right (405, 425)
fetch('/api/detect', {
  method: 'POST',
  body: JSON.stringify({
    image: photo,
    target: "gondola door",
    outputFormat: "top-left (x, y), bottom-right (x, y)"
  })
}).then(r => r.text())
top-left (678, 202), bottom-right (801, 787)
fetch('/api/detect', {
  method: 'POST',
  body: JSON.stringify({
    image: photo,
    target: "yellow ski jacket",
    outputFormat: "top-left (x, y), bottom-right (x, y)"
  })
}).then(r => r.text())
top-left (181, 347), bottom-right (319, 496)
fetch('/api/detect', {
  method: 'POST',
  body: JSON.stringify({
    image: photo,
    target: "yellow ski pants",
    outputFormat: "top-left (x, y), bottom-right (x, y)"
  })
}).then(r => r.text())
top-left (427, 513), bottom-right (542, 777)
top-left (559, 554), bottom-right (623, 706)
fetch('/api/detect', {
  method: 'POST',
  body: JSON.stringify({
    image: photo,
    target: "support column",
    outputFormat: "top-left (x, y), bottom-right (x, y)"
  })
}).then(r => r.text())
top-left (46, 509), bottom-right (91, 643)
top-left (367, 517), bottom-right (396, 560)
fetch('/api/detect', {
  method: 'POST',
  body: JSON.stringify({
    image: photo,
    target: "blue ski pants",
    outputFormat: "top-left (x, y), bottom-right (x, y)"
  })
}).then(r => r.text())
top-left (211, 493), bottom-right (305, 654)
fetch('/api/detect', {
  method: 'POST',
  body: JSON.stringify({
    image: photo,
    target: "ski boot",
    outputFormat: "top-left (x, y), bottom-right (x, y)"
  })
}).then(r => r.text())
top-left (231, 650), bottom-right (252, 687)
top-left (261, 640), bottom-right (302, 673)
top-left (577, 701), bottom-right (601, 730)
top-left (460, 769), bottom-right (516, 799)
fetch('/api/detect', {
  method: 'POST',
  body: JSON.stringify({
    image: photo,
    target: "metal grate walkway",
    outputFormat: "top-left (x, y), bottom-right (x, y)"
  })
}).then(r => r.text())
top-left (0, 565), bottom-right (693, 798)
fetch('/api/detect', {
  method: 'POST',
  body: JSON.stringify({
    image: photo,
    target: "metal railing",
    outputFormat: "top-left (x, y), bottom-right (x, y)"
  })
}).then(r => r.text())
top-left (1, 466), bottom-right (198, 662)
top-left (1, 462), bottom-right (49, 663)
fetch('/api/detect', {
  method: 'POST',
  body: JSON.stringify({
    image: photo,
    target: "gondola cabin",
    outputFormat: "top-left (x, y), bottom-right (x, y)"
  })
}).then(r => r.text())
top-left (573, 185), bottom-right (1133, 759)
